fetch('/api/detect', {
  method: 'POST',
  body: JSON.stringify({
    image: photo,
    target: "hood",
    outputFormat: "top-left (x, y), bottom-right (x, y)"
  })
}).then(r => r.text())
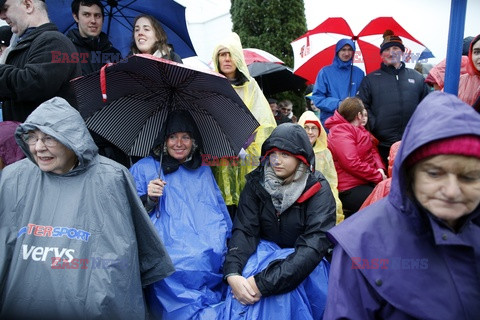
top-left (333, 38), bottom-right (356, 69)
top-left (324, 110), bottom-right (349, 130)
top-left (15, 97), bottom-right (98, 174)
top-left (389, 91), bottom-right (480, 208)
top-left (261, 123), bottom-right (315, 171)
top-left (298, 111), bottom-right (328, 153)
top-left (212, 32), bottom-right (252, 82)
top-left (150, 109), bottom-right (203, 174)
top-left (466, 34), bottom-right (480, 76)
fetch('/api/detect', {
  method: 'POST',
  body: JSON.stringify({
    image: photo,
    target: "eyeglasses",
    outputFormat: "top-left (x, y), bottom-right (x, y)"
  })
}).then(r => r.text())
top-left (281, 107), bottom-right (292, 112)
top-left (22, 134), bottom-right (59, 147)
top-left (304, 126), bottom-right (319, 132)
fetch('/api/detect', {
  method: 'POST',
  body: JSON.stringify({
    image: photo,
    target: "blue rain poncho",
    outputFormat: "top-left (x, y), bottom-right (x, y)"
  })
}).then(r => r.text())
top-left (129, 110), bottom-right (232, 319)
top-left (130, 160), bottom-right (232, 319)
top-left (224, 240), bottom-right (330, 320)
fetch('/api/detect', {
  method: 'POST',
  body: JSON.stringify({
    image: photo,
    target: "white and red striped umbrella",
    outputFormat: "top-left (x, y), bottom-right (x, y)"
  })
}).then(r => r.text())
top-left (72, 54), bottom-right (259, 158)
top-left (291, 17), bottom-right (433, 84)
top-left (243, 48), bottom-right (284, 65)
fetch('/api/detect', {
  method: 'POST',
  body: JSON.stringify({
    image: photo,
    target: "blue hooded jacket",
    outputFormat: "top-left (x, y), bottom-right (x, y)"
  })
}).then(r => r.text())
top-left (311, 39), bottom-right (365, 127)
top-left (324, 91), bottom-right (480, 319)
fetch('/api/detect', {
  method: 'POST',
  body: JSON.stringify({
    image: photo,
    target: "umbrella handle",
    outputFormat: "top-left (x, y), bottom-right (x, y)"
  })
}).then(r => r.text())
top-left (155, 152), bottom-right (164, 218)
top-left (100, 63), bottom-right (114, 102)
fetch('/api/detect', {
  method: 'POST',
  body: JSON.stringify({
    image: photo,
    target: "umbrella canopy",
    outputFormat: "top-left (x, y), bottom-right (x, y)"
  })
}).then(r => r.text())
top-left (243, 48), bottom-right (284, 65)
top-left (248, 62), bottom-right (306, 96)
top-left (291, 17), bottom-right (434, 84)
top-left (241, 48), bottom-right (305, 95)
top-left (72, 54), bottom-right (259, 158)
top-left (46, 0), bottom-right (196, 59)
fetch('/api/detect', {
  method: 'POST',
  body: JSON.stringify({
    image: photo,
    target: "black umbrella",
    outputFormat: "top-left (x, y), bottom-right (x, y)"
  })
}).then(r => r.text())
top-left (248, 62), bottom-right (306, 96)
top-left (72, 54), bottom-right (259, 158)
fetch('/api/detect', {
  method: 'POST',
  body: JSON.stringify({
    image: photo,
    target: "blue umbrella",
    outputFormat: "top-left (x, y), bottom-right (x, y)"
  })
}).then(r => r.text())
top-left (46, 0), bottom-right (196, 58)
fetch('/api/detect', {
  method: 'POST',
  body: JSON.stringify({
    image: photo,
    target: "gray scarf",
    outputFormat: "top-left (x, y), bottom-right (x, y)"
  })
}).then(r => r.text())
top-left (263, 162), bottom-right (309, 214)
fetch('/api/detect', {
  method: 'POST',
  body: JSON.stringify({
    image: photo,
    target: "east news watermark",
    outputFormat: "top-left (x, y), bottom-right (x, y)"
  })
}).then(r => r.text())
top-left (51, 257), bottom-right (130, 270)
top-left (351, 257), bottom-right (429, 270)
top-left (50, 51), bottom-right (123, 64)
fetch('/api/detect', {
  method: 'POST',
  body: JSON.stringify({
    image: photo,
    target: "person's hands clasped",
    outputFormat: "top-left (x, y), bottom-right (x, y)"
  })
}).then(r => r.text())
top-left (227, 275), bottom-right (261, 305)
top-left (148, 178), bottom-right (166, 202)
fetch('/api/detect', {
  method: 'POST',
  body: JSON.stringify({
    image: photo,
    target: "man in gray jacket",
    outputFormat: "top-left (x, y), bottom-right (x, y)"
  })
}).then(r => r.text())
top-left (0, 0), bottom-right (81, 122)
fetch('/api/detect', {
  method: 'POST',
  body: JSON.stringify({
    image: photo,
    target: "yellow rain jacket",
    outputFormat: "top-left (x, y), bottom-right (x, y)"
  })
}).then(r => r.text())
top-left (211, 32), bottom-right (276, 206)
top-left (298, 111), bottom-right (344, 224)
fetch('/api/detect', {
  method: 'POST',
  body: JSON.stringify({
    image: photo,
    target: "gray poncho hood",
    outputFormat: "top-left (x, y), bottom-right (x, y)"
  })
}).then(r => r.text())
top-left (15, 97), bottom-right (98, 175)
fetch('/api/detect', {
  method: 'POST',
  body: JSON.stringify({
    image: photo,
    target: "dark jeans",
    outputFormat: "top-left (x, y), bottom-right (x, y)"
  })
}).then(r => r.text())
top-left (339, 184), bottom-right (375, 218)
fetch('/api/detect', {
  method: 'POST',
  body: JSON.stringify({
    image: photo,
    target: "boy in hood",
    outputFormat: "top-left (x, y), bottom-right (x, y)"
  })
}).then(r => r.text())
top-left (311, 38), bottom-right (365, 128)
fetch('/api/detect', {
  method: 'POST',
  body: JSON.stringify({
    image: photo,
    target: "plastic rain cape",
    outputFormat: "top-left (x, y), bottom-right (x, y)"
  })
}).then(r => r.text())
top-left (0, 98), bottom-right (174, 319)
top-left (211, 32), bottom-right (276, 206)
top-left (130, 157), bottom-right (232, 319)
top-left (224, 240), bottom-right (329, 320)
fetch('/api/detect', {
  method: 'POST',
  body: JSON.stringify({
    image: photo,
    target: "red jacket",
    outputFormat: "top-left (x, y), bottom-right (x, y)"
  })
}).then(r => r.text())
top-left (325, 110), bottom-right (384, 191)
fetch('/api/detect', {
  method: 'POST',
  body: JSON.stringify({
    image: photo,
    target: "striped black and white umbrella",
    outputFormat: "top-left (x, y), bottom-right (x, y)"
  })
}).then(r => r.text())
top-left (72, 54), bottom-right (259, 158)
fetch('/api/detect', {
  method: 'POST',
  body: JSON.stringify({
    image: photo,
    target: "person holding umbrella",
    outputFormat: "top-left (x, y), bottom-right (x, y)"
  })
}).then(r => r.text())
top-left (211, 32), bottom-right (277, 218)
top-left (129, 110), bottom-right (232, 319)
top-left (131, 13), bottom-right (182, 63)
top-left (311, 38), bottom-right (365, 129)
top-left (0, 97), bottom-right (174, 319)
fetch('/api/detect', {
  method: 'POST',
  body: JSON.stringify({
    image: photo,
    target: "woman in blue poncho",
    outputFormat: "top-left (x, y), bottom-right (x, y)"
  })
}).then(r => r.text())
top-left (129, 110), bottom-right (232, 319)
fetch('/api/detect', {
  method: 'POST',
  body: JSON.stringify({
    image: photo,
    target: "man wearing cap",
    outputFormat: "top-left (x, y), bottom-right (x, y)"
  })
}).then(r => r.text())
top-left (0, 0), bottom-right (81, 122)
top-left (357, 30), bottom-right (429, 166)
top-left (68, 0), bottom-right (121, 76)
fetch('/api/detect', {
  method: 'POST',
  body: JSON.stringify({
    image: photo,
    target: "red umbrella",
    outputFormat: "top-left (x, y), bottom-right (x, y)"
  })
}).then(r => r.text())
top-left (243, 48), bottom-right (284, 65)
top-left (291, 17), bottom-right (433, 84)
